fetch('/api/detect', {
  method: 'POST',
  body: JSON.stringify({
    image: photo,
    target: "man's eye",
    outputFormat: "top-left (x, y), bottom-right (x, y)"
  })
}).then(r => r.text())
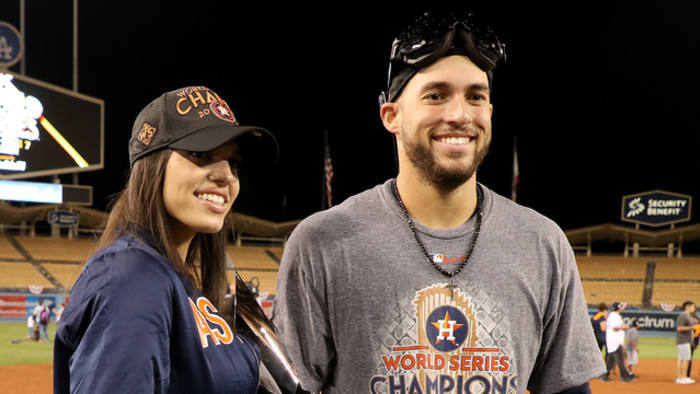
top-left (426, 93), bottom-right (444, 101)
top-left (469, 93), bottom-right (489, 102)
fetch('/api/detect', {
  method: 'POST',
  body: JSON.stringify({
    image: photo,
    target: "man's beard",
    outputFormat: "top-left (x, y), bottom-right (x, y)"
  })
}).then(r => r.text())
top-left (401, 131), bottom-right (490, 191)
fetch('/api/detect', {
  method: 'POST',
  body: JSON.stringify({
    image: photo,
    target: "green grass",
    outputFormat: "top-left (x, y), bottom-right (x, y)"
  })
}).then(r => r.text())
top-left (638, 336), bottom-right (695, 360)
top-left (0, 322), bottom-right (56, 365)
top-left (0, 322), bottom-right (694, 366)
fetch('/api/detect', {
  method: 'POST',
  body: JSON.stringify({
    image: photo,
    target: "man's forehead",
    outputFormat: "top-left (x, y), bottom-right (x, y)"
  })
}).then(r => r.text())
top-left (413, 55), bottom-right (489, 89)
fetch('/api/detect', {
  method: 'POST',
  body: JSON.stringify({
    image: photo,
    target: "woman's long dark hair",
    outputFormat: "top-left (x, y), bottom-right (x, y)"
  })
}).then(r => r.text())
top-left (98, 148), bottom-right (233, 325)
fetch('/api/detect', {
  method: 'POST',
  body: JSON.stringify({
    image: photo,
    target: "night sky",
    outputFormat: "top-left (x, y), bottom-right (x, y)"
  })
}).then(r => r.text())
top-left (1, 2), bottom-right (699, 234)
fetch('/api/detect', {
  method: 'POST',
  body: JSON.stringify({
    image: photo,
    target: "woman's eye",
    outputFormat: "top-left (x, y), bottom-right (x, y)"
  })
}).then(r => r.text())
top-left (189, 151), bottom-right (205, 159)
top-left (228, 158), bottom-right (241, 172)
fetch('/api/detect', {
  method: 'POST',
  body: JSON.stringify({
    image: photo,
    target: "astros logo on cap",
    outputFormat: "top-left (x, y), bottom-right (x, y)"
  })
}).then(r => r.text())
top-left (137, 122), bottom-right (157, 146)
top-left (425, 305), bottom-right (469, 352)
top-left (211, 100), bottom-right (237, 124)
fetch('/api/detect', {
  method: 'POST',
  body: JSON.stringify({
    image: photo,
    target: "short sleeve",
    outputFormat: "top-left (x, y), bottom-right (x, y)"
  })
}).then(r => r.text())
top-left (54, 248), bottom-right (173, 394)
top-left (273, 224), bottom-right (335, 393)
top-left (528, 232), bottom-right (606, 393)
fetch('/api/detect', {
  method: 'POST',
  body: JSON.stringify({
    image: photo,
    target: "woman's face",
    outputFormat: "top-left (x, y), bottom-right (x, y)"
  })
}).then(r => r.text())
top-left (162, 140), bottom-right (240, 241)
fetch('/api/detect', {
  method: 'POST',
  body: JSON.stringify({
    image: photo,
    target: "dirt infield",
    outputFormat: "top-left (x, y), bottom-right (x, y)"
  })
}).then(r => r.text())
top-left (0, 363), bottom-right (52, 394)
top-left (0, 358), bottom-right (697, 393)
top-left (590, 357), bottom-right (698, 394)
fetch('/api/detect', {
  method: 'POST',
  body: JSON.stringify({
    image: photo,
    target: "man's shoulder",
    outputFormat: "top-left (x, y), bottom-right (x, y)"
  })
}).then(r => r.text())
top-left (484, 185), bottom-right (566, 238)
top-left (290, 183), bottom-right (386, 240)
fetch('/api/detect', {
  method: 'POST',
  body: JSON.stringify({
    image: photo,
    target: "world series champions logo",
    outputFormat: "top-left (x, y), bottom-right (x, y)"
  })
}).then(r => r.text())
top-left (370, 285), bottom-right (518, 394)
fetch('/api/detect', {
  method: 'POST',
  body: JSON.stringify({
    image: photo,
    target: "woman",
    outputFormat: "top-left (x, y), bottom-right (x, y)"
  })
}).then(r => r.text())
top-left (54, 86), bottom-right (278, 393)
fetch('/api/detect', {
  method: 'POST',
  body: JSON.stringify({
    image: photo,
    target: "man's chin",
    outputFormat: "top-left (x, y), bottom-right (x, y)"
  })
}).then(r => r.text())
top-left (422, 166), bottom-right (477, 191)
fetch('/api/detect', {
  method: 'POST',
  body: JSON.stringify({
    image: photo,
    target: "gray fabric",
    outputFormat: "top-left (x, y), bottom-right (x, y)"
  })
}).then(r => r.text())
top-left (678, 343), bottom-right (692, 361)
top-left (625, 327), bottom-right (639, 348)
top-left (677, 312), bottom-right (692, 344)
top-left (273, 180), bottom-right (605, 394)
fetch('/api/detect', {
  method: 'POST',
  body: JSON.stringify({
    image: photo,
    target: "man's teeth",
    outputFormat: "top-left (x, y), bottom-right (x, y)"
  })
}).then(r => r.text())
top-left (439, 137), bottom-right (471, 145)
top-left (197, 193), bottom-right (225, 205)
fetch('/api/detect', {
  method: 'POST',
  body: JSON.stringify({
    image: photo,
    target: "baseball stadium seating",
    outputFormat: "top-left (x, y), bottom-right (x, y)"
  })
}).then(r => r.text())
top-left (0, 235), bottom-right (24, 260)
top-left (653, 257), bottom-right (700, 280)
top-left (226, 245), bottom-right (279, 270)
top-left (41, 263), bottom-right (85, 290)
top-left (576, 256), bottom-right (646, 305)
top-left (225, 245), bottom-right (281, 296)
top-left (0, 261), bottom-right (53, 288)
top-left (13, 236), bottom-right (97, 262)
top-left (652, 257), bottom-right (700, 306)
top-left (576, 256), bottom-right (648, 280)
top-left (579, 280), bottom-right (644, 305)
top-left (268, 247), bottom-right (284, 261)
top-left (0, 237), bottom-right (282, 293)
top-left (652, 282), bottom-right (700, 306)
top-left (2, 232), bottom-right (699, 308)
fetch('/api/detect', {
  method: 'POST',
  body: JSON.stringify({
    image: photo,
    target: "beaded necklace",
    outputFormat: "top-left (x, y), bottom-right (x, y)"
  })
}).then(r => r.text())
top-left (390, 179), bottom-right (482, 300)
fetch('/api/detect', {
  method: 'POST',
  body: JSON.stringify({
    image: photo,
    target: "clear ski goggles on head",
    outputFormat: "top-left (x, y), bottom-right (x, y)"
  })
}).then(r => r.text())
top-left (379, 11), bottom-right (506, 106)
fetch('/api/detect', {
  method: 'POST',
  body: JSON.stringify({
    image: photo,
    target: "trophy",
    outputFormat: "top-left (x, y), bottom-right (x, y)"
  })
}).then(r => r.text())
top-left (233, 272), bottom-right (310, 394)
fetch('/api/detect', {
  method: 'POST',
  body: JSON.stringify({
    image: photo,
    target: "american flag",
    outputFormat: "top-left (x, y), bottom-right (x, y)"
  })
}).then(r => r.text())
top-left (324, 131), bottom-right (334, 208)
top-left (511, 136), bottom-right (519, 202)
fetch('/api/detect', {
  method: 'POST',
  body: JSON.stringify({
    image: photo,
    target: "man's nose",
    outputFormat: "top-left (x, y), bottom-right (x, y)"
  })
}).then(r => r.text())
top-left (444, 96), bottom-right (472, 126)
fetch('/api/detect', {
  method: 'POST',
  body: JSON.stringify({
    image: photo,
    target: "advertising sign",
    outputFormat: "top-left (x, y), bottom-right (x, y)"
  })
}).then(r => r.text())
top-left (0, 22), bottom-right (23, 68)
top-left (0, 71), bottom-right (104, 179)
top-left (590, 308), bottom-right (680, 333)
top-left (47, 210), bottom-right (79, 227)
top-left (621, 190), bottom-right (692, 227)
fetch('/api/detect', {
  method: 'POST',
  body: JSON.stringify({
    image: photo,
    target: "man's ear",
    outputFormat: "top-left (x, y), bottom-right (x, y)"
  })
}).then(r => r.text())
top-left (380, 102), bottom-right (400, 136)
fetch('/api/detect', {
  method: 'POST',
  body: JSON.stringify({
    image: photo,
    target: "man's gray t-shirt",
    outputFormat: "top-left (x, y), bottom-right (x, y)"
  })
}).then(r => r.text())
top-left (274, 181), bottom-right (605, 394)
top-left (677, 312), bottom-right (692, 344)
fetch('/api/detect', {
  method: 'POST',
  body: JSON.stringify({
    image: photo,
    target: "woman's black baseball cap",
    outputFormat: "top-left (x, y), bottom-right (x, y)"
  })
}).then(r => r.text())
top-left (128, 86), bottom-right (278, 167)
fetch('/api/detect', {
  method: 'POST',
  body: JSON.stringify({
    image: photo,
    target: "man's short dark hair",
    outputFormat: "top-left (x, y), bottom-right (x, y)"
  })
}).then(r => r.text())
top-left (598, 302), bottom-right (608, 311)
top-left (682, 300), bottom-right (695, 311)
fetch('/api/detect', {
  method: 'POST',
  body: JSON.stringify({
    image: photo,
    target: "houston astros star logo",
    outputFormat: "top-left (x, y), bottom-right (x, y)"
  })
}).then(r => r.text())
top-left (211, 101), bottom-right (237, 124)
top-left (431, 310), bottom-right (464, 345)
top-left (426, 305), bottom-right (469, 352)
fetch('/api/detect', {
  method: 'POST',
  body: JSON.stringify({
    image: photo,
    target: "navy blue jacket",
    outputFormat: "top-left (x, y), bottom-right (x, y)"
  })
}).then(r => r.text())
top-left (54, 235), bottom-right (260, 393)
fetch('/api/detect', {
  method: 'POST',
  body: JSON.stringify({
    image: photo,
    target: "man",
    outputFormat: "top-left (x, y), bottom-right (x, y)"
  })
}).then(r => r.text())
top-left (687, 307), bottom-right (699, 379)
top-left (32, 300), bottom-right (44, 343)
top-left (676, 300), bottom-right (696, 384)
top-left (591, 303), bottom-right (608, 354)
top-left (625, 320), bottom-right (639, 376)
top-left (274, 11), bottom-right (605, 394)
top-left (600, 302), bottom-right (634, 382)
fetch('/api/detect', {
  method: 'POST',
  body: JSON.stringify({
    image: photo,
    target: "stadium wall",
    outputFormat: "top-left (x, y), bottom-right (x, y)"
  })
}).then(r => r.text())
top-left (0, 291), bottom-right (68, 322)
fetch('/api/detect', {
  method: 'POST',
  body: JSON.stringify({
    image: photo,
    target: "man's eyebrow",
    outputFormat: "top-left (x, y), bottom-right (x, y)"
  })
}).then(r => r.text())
top-left (419, 81), bottom-right (490, 93)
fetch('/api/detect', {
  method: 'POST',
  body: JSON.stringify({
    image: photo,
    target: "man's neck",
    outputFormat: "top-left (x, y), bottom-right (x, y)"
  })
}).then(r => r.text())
top-left (395, 171), bottom-right (479, 229)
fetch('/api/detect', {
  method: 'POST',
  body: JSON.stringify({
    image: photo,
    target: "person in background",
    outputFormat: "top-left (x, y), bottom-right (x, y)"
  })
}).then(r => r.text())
top-left (625, 319), bottom-right (640, 376)
top-left (600, 302), bottom-right (635, 382)
top-left (25, 309), bottom-right (35, 340)
top-left (676, 300), bottom-right (696, 384)
top-left (56, 301), bottom-right (66, 323)
top-left (38, 301), bottom-right (50, 343)
top-left (592, 303), bottom-right (608, 355)
top-left (32, 300), bottom-right (45, 343)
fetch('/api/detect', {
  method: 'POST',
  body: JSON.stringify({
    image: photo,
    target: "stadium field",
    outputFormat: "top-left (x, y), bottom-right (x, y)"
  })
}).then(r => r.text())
top-left (0, 322), bottom-right (56, 365)
top-left (0, 321), bottom-right (697, 393)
